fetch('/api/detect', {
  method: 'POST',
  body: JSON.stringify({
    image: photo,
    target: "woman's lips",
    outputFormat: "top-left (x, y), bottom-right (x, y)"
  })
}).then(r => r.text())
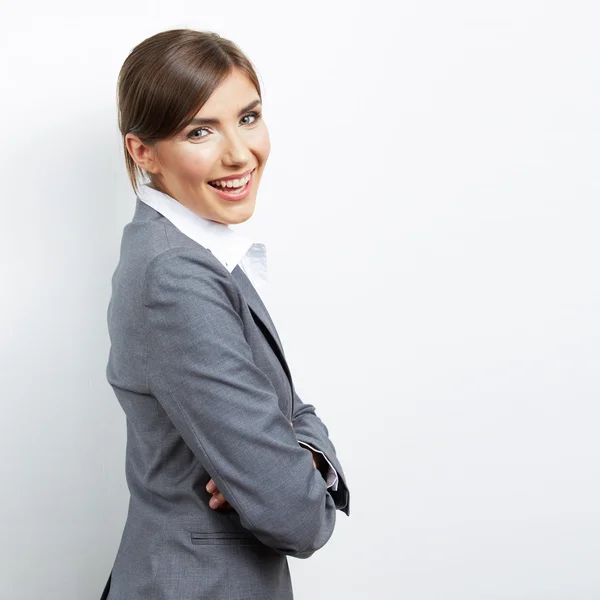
top-left (207, 169), bottom-right (254, 202)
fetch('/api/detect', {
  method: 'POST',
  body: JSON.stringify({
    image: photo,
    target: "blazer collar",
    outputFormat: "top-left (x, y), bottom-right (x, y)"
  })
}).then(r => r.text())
top-left (231, 264), bottom-right (294, 395)
top-left (231, 264), bottom-right (282, 350)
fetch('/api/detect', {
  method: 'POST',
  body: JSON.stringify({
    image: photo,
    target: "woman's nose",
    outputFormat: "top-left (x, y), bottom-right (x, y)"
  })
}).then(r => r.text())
top-left (221, 131), bottom-right (252, 165)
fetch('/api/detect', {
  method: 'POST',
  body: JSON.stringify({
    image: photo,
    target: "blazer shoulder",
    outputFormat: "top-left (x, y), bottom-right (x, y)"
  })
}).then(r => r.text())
top-left (143, 246), bottom-right (241, 310)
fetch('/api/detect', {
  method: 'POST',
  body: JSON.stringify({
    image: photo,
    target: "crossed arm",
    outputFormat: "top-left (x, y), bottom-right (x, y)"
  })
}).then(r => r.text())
top-left (208, 391), bottom-right (350, 515)
top-left (206, 422), bottom-right (316, 510)
top-left (144, 248), bottom-right (350, 558)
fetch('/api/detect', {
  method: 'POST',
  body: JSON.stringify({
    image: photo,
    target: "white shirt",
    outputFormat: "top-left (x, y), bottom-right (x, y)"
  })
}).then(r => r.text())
top-left (137, 183), bottom-right (338, 491)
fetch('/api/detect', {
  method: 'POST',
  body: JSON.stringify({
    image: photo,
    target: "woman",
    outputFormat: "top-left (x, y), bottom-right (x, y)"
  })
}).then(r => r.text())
top-left (102, 29), bottom-right (350, 600)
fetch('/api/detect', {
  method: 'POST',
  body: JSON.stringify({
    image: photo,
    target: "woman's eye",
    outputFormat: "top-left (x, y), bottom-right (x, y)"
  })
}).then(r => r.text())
top-left (241, 111), bottom-right (261, 125)
top-left (187, 111), bottom-right (262, 140)
top-left (188, 128), bottom-right (210, 139)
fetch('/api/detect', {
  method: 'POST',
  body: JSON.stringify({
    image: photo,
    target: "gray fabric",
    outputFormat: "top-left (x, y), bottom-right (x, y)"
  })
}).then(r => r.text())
top-left (104, 199), bottom-right (350, 600)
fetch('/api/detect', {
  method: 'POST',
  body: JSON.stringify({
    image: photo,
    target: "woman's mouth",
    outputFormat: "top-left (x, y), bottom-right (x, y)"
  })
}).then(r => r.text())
top-left (207, 169), bottom-right (255, 202)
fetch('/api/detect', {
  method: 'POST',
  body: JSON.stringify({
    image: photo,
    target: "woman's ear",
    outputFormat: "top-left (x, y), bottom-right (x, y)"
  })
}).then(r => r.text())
top-left (125, 133), bottom-right (160, 174)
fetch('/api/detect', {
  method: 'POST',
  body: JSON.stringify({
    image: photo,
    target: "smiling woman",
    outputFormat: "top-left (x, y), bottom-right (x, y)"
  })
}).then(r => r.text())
top-left (103, 27), bottom-right (350, 600)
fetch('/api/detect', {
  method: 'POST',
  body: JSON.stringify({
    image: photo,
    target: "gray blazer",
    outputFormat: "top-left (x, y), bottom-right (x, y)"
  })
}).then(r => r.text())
top-left (102, 199), bottom-right (350, 600)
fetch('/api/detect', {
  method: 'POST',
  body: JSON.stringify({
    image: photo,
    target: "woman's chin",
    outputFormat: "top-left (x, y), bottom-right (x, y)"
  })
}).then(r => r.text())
top-left (225, 211), bottom-right (254, 225)
top-left (222, 200), bottom-right (256, 225)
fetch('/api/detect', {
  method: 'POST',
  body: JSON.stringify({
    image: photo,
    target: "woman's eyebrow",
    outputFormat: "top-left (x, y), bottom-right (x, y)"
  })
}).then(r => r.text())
top-left (189, 99), bottom-right (262, 126)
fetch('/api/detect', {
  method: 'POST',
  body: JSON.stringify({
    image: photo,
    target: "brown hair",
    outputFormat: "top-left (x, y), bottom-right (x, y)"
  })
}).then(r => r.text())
top-left (116, 29), bottom-right (262, 196)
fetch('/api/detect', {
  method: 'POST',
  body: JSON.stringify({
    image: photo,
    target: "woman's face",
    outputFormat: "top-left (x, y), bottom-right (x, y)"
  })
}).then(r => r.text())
top-left (127, 69), bottom-right (270, 225)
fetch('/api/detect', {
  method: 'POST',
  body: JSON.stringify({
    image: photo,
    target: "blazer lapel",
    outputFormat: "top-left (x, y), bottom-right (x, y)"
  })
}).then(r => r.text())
top-left (231, 265), bottom-right (295, 393)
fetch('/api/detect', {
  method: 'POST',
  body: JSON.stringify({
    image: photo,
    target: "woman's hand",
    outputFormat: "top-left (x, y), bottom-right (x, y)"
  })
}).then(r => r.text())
top-left (206, 422), bottom-right (317, 510)
top-left (206, 478), bottom-right (233, 511)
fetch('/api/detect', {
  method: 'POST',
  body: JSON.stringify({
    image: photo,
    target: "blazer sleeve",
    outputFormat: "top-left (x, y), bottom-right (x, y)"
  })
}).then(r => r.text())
top-left (143, 248), bottom-right (337, 559)
top-left (297, 441), bottom-right (339, 490)
top-left (291, 390), bottom-right (351, 516)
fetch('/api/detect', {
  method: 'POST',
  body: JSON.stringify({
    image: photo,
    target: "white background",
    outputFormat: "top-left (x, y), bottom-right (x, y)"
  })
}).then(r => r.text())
top-left (1, 2), bottom-right (599, 599)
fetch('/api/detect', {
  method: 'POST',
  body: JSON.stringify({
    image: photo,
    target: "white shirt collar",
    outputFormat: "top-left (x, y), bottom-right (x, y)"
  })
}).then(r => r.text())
top-left (136, 183), bottom-right (259, 273)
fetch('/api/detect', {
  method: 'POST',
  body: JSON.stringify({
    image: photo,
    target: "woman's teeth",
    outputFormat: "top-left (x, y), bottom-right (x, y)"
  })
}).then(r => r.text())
top-left (208, 171), bottom-right (252, 189)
